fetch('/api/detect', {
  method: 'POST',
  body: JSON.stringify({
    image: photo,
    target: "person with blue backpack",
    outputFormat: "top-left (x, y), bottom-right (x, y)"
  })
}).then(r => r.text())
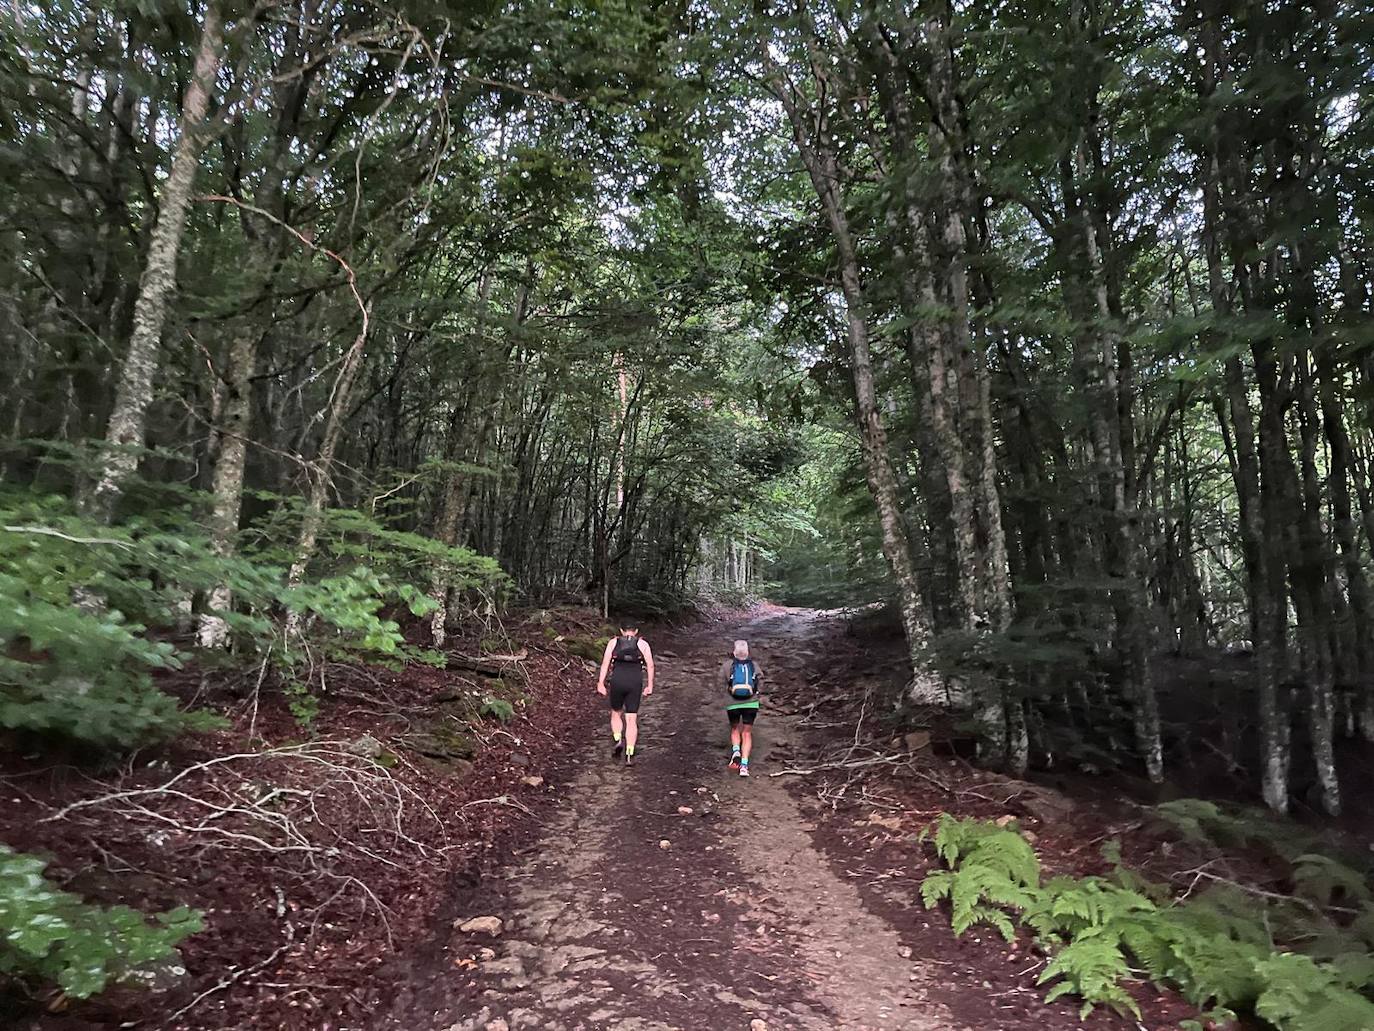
top-left (720, 640), bottom-right (763, 777)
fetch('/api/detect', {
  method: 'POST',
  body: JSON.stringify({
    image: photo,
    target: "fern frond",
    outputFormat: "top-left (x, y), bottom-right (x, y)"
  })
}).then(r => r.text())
top-left (921, 871), bottom-right (954, 909)
top-left (1292, 854), bottom-right (1373, 909)
top-left (1251, 953), bottom-right (1374, 1031)
top-left (1038, 935), bottom-right (1140, 1019)
top-left (949, 865), bottom-right (1032, 937)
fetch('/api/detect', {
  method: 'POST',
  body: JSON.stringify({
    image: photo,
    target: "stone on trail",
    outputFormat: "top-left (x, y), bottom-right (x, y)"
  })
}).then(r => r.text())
top-left (658, 839), bottom-right (671, 850)
top-left (521, 775), bottom-right (544, 787)
top-left (458, 915), bottom-right (504, 936)
top-left (346, 733), bottom-right (384, 758)
top-left (444, 1007), bottom-right (491, 1031)
top-left (751, 1019), bottom-right (768, 1031)
top-left (485, 1020), bottom-right (510, 1031)
top-left (677, 805), bottom-right (694, 816)
top-left (120, 950), bottom-right (188, 993)
top-left (903, 730), bottom-right (932, 753)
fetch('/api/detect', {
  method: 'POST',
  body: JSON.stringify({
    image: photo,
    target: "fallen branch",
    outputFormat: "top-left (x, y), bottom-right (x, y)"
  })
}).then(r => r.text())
top-left (43, 741), bottom-right (449, 862)
top-left (768, 754), bottom-right (909, 778)
top-left (448, 653), bottom-right (528, 679)
top-left (165, 921), bottom-right (296, 1026)
top-left (460, 794), bottom-right (532, 816)
top-left (2, 524), bottom-right (133, 548)
top-left (1177, 867), bottom-right (1358, 917)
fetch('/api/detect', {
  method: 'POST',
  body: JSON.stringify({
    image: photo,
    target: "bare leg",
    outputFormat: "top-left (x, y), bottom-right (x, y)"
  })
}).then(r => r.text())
top-left (625, 712), bottom-right (639, 754)
top-left (740, 726), bottom-right (753, 764)
top-left (610, 709), bottom-right (624, 741)
top-left (730, 724), bottom-right (742, 752)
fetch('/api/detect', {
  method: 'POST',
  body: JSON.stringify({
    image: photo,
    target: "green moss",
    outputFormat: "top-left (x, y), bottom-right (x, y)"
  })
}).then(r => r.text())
top-left (564, 635), bottom-right (610, 661)
top-left (407, 721), bottom-right (476, 763)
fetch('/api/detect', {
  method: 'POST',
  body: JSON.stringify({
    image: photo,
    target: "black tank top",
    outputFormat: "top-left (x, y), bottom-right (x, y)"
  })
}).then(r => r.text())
top-left (609, 635), bottom-right (644, 685)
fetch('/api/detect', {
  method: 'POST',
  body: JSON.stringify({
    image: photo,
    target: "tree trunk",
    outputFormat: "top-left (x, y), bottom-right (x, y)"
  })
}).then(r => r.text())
top-left (766, 55), bottom-right (942, 704)
top-left (83, 4), bottom-right (225, 522)
top-left (1071, 140), bottom-right (1163, 784)
top-left (197, 331), bottom-right (256, 648)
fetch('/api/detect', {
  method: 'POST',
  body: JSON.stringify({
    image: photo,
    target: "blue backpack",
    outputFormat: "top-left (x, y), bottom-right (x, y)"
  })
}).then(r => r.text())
top-left (728, 658), bottom-right (757, 700)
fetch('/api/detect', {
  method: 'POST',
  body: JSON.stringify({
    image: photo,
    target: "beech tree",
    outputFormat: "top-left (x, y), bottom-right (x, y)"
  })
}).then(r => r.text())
top-left (2, 0), bottom-right (1371, 816)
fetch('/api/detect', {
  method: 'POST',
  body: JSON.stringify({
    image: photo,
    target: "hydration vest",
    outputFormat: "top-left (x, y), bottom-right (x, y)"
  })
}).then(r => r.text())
top-left (613, 635), bottom-right (643, 667)
top-left (728, 658), bottom-right (757, 700)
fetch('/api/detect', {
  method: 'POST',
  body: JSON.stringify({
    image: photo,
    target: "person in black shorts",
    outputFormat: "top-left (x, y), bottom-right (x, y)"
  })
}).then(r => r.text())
top-left (596, 623), bottom-right (655, 766)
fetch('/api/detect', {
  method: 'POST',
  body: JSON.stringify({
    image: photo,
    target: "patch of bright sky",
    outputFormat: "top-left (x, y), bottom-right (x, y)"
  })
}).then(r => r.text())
top-left (1329, 92), bottom-right (1360, 135)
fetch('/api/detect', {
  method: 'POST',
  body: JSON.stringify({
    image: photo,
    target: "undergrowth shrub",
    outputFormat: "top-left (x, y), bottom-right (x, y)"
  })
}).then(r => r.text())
top-left (0, 493), bottom-right (224, 749)
top-left (1, 487), bottom-right (510, 746)
top-left (921, 814), bottom-right (1374, 1028)
top-left (0, 845), bottom-right (201, 999)
top-left (479, 696), bottom-right (516, 722)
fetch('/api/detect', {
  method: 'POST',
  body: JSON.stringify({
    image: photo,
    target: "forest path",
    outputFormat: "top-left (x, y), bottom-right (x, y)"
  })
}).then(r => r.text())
top-left (385, 608), bottom-right (962, 1031)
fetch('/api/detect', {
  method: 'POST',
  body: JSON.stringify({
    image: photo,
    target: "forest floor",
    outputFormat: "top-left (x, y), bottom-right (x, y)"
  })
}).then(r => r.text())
top-left (6, 605), bottom-right (1243, 1030)
top-left (377, 606), bottom-right (1202, 1031)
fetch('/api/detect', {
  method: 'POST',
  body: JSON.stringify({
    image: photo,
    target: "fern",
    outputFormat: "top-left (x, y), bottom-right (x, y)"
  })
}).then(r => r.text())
top-left (949, 866), bottom-right (1028, 940)
top-left (1252, 953), bottom-right (1374, 1031)
top-left (1325, 951), bottom-right (1374, 991)
top-left (1022, 876), bottom-right (1155, 942)
top-left (1155, 909), bottom-right (1267, 1009)
top-left (1177, 883), bottom-right (1276, 947)
top-left (931, 815), bottom-right (1040, 887)
top-left (921, 817), bottom-right (1039, 942)
top-left (1152, 798), bottom-right (1233, 844)
top-left (921, 816), bottom-right (1374, 1030)
top-left (1292, 854), bottom-right (1373, 909)
top-left (1037, 932), bottom-right (1140, 1019)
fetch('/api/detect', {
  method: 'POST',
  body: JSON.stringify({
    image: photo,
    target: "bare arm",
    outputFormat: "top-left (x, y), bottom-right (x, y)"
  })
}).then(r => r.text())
top-left (640, 639), bottom-right (655, 694)
top-left (596, 638), bottom-right (615, 695)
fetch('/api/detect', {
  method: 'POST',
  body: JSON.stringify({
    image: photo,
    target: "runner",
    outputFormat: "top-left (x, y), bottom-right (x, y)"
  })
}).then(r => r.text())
top-left (595, 622), bottom-right (654, 767)
top-left (721, 639), bottom-right (762, 777)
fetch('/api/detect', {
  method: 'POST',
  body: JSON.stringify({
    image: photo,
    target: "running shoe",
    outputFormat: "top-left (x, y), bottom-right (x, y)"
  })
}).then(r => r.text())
top-left (728, 752), bottom-right (741, 770)
top-left (611, 740), bottom-right (624, 760)
top-left (624, 752), bottom-right (635, 768)
top-left (739, 763), bottom-right (750, 778)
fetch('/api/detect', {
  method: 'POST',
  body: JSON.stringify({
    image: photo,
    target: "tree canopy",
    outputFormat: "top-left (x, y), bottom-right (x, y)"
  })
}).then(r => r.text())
top-left (2, 0), bottom-right (1373, 841)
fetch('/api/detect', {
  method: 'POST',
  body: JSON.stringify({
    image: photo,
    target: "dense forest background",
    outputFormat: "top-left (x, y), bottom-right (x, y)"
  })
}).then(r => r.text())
top-left (2, 0), bottom-right (1373, 1023)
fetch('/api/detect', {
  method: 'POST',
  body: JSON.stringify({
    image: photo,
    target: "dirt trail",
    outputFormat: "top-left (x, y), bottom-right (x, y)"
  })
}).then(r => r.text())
top-left (384, 609), bottom-right (962, 1031)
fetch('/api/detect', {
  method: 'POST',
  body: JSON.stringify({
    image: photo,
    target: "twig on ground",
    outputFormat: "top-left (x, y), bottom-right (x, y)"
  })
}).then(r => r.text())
top-left (460, 794), bottom-right (533, 816)
top-left (845, 685), bottom-right (871, 762)
top-left (247, 646), bottom-right (271, 741)
top-left (42, 742), bottom-right (448, 868)
top-left (1175, 867), bottom-right (1355, 916)
top-left (769, 754), bottom-right (909, 778)
top-left (165, 921), bottom-right (296, 1026)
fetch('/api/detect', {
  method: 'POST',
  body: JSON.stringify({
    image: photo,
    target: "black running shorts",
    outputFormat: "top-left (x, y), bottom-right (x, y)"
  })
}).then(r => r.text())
top-left (727, 708), bottom-right (757, 726)
top-left (608, 682), bottom-right (643, 713)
